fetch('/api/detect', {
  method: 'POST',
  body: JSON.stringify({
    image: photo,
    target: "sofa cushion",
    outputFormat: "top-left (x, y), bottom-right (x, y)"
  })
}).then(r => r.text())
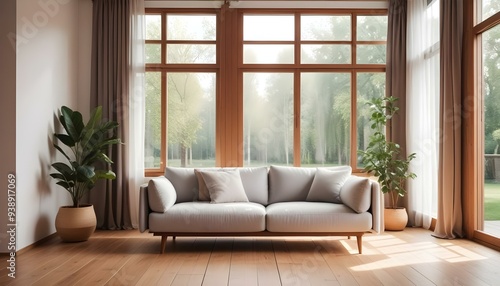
top-left (340, 176), bottom-right (372, 213)
top-left (199, 170), bottom-right (249, 203)
top-left (268, 166), bottom-right (315, 204)
top-left (306, 168), bottom-right (351, 203)
top-left (238, 167), bottom-right (268, 205)
top-left (194, 169), bottom-right (210, 201)
top-left (266, 202), bottom-right (372, 232)
top-left (148, 176), bottom-right (177, 213)
top-left (164, 167), bottom-right (198, 203)
top-left (268, 165), bottom-right (351, 204)
top-left (149, 202), bottom-right (266, 232)
top-left (194, 168), bottom-right (228, 201)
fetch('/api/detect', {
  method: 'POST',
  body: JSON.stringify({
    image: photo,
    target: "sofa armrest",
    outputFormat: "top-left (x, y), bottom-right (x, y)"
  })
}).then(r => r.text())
top-left (139, 183), bottom-right (150, 233)
top-left (370, 180), bottom-right (384, 233)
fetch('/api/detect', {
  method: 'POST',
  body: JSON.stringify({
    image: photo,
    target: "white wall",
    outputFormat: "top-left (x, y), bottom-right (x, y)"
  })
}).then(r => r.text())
top-left (15, 0), bottom-right (92, 251)
top-left (78, 0), bottom-right (93, 117)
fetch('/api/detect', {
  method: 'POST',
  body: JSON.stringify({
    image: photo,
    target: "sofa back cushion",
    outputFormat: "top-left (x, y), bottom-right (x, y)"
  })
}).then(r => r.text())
top-left (239, 167), bottom-right (268, 205)
top-left (165, 166), bottom-right (268, 204)
top-left (165, 167), bottom-right (199, 202)
top-left (268, 166), bottom-right (314, 204)
top-left (268, 165), bottom-right (352, 204)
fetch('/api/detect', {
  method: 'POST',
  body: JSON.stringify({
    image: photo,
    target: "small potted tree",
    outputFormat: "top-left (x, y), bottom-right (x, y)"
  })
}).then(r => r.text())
top-left (358, 96), bottom-right (416, 231)
top-left (50, 106), bottom-right (120, 241)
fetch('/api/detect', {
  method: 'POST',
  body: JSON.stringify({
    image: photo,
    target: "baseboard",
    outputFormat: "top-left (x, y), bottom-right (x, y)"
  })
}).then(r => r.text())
top-left (12, 232), bottom-right (59, 255)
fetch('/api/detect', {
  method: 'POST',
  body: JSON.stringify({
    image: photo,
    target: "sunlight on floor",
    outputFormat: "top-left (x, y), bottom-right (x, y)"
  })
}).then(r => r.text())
top-left (350, 233), bottom-right (487, 271)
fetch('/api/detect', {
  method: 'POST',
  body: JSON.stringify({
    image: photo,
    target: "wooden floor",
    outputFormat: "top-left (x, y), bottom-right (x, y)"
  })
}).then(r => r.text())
top-left (1, 228), bottom-right (500, 286)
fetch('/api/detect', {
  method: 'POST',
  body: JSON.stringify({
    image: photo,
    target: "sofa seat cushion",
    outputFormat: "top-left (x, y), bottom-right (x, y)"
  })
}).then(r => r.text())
top-left (266, 202), bottom-right (372, 232)
top-left (149, 202), bottom-right (266, 233)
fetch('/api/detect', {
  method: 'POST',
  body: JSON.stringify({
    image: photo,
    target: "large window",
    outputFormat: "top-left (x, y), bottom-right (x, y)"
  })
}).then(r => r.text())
top-left (242, 12), bottom-right (387, 168)
top-left (479, 2), bottom-right (500, 239)
top-left (145, 9), bottom-right (387, 175)
top-left (145, 12), bottom-right (217, 174)
top-left (465, 0), bottom-right (500, 248)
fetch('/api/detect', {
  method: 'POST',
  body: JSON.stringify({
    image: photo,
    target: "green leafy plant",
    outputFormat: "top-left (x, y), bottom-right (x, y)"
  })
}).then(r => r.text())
top-left (358, 96), bottom-right (416, 208)
top-left (50, 106), bottom-right (121, 208)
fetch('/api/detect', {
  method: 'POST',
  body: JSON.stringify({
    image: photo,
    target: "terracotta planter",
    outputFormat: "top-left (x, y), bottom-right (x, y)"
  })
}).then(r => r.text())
top-left (384, 207), bottom-right (408, 231)
top-left (55, 205), bottom-right (96, 242)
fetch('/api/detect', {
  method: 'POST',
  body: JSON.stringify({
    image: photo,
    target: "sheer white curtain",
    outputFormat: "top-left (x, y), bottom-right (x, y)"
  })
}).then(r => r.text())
top-left (406, 0), bottom-right (440, 229)
top-left (128, 0), bottom-right (146, 228)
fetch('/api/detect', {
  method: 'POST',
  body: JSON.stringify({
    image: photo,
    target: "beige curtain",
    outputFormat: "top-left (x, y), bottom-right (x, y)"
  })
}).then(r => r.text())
top-left (386, 0), bottom-right (407, 161)
top-left (90, 0), bottom-right (133, 229)
top-left (433, 0), bottom-right (464, 239)
top-left (386, 0), bottom-right (407, 209)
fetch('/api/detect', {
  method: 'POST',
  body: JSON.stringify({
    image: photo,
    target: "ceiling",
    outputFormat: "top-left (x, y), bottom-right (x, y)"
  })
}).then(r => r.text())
top-left (144, 0), bottom-right (389, 9)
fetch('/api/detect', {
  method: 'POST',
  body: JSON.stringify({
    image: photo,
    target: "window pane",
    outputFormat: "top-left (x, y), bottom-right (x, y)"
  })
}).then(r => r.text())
top-left (357, 44), bottom-right (386, 64)
top-left (301, 15), bottom-right (351, 41)
top-left (167, 73), bottom-right (216, 167)
top-left (146, 15), bottom-right (161, 40)
top-left (167, 44), bottom-right (216, 64)
top-left (301, 73), bottom-right (351, 166)
top-left (427, 0), bottom-right (440, 45)
top-left (243, 73), bottom-right (294, 166)
top-left (482, 24), bottom-right (500, 236)
top-left (357, 15), bottom-right (388, 41)
top-left (166, 15), bottom-right (216, 40)
top-left (301, 45), bottom-right (350, 64)
top-left (146, 44), bottom-right (161, 63)
top-left (482, 0), bottom-right (500, 22)
top-left (244, 45), bottom-right (294, 64)
top-left (357, 72), bottom-right (386, 167)
top-left (145, 72), bottom-right (162, 168)
top-left (244, 15), bottom-right (294, 41)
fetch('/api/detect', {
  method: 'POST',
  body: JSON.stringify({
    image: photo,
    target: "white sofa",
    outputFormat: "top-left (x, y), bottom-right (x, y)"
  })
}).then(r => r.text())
top-left (139, 165), bottom-right (383, 254)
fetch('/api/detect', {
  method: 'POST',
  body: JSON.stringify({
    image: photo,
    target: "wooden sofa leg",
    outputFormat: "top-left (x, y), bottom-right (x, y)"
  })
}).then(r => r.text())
top-left (356, 235), bottom-right (363, 254)
top-left (160, 236), bottom-right (168, 254)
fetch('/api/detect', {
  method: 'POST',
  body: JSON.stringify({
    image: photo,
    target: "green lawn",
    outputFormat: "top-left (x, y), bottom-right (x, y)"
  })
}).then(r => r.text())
top-left (484, 181), bottom-right (500, 220)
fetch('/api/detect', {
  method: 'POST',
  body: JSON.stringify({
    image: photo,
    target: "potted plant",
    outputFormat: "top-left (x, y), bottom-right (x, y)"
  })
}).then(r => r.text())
top-left (50, 106), bottom-right (120, 241)
top-left (358, 96), bottom-right (416, 231)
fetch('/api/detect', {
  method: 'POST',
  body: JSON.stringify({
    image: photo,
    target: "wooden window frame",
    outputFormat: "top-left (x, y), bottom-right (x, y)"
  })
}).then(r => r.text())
top-left (145, 8), bottom-right (387, 176)
top-left (145, 9), bottom-right (221, 177)
top-left (237, 9), bottom-right (387, 171)
top-left (463, 0), bottom-right (500, 250)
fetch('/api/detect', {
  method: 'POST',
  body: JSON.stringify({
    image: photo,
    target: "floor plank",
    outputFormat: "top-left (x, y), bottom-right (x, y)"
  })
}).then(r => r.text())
top-left (2, 228), bottom-right (500, 285)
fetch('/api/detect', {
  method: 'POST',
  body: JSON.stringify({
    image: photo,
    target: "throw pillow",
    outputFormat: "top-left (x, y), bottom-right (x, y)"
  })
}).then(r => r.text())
top-left (194, 169), bottom-right (211, 201)
top-left (306, 168), bottom-right (351, 203)
top-left (340, 176), bottom-right (372, 213)
top-left (148, 176), bottom-right (177, 213)
top-left (199, 170), bottom-right (249, 203)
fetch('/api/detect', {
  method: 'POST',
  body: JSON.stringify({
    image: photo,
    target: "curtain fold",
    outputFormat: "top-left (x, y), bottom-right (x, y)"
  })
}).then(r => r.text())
top-left (386, 0), bottom-right (407, 208)
top-left (406, 0), bottom-right (439, 229)
top-left (433, 0), bottom-right (464, 239)
top-left (90, 0), bottom-right (145, 229)
top-left (128, 0), bottom-right (146, 229)
top-left (386, 0), bottom-right (407, 157)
